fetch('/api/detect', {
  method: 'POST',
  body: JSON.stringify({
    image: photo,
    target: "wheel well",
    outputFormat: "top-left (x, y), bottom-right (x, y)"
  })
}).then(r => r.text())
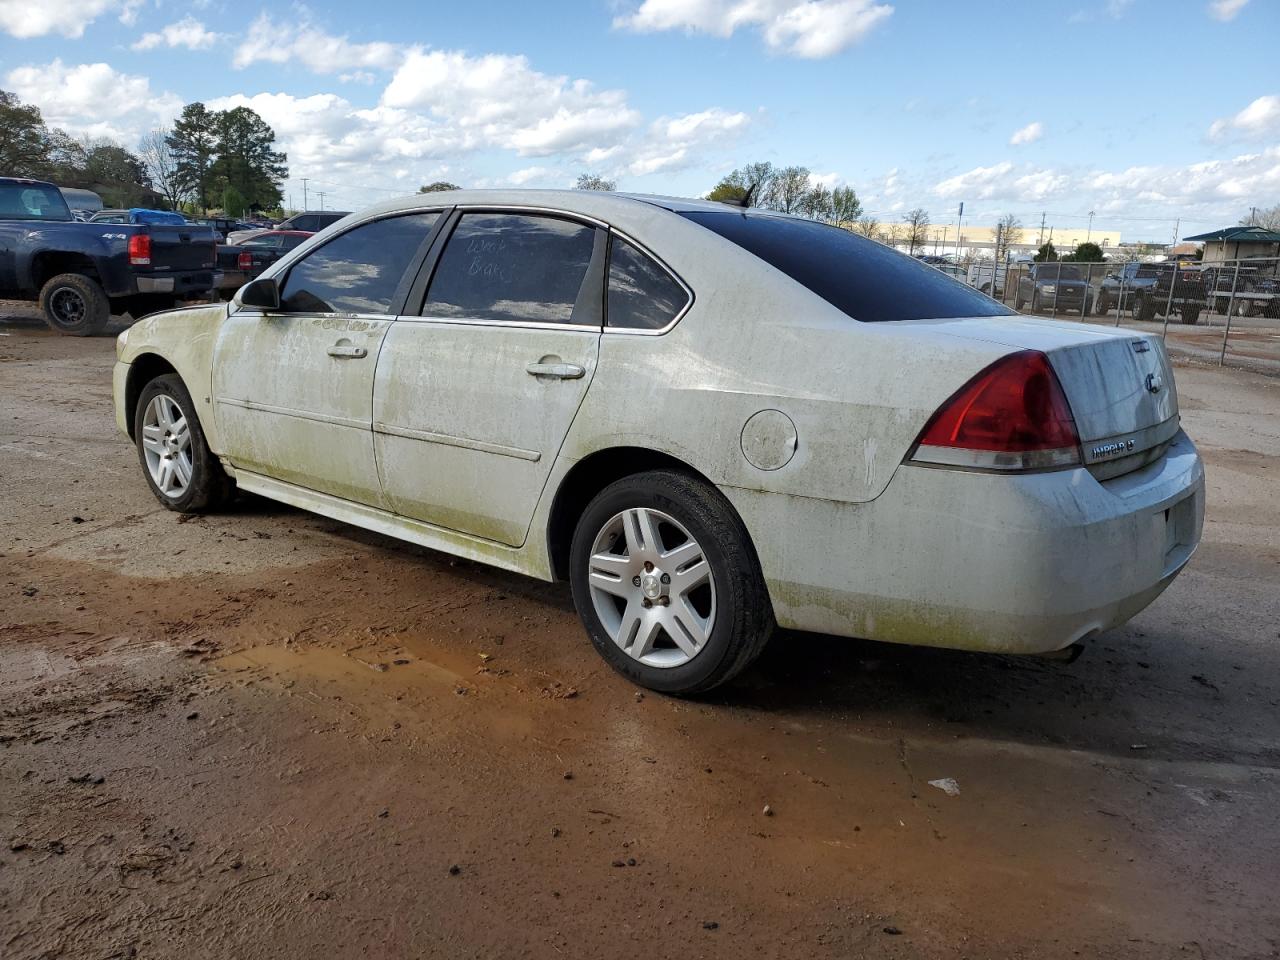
top-left (31, 252), bottom-right (101, 291)
top-left (546, 447), bottom-right (714, 581)
top-left (124, 353), bottom-right (177, 439)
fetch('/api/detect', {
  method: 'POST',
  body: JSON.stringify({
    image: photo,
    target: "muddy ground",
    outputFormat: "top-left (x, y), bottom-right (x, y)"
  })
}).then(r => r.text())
top-left (2, 310), bottom-right (1279, 959)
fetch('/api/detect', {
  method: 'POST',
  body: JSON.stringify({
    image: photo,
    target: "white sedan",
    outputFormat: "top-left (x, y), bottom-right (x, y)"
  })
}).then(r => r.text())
top-left (112, 190), bottom-right (1204, 694)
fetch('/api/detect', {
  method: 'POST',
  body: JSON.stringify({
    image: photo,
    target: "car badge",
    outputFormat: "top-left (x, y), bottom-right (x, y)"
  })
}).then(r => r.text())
top-left (1145, 372), bottom-right (1163, 394)
top-left (1132, 340), bottom-right (1150, 353)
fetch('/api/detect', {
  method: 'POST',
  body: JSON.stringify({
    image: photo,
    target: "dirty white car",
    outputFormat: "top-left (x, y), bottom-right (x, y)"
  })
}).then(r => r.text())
top-left (113, 191), bottom-right (1204, 694)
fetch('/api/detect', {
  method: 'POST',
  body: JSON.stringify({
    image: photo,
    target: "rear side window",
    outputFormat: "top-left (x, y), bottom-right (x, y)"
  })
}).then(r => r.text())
top-left (278, 212), bottom-right (439, 314)
top-left (607, 236), bottom-right (688, 330)
top-left (288, 215), bottom-right (318, 231)
top-left (422, 213), bottom-right (598, 324)
top-left (680, 211), bottom-right (1013, 323)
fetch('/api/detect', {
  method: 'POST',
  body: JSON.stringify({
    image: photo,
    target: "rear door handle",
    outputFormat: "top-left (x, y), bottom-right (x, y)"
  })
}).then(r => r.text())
top-left (327, 342), bottom-right (367, 359)
top-left (526, 361), bottom-right (585, 380)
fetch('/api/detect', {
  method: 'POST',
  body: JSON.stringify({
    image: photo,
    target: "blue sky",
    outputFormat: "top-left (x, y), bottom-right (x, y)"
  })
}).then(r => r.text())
top-left (1, 0), bottom-right (1277, 240)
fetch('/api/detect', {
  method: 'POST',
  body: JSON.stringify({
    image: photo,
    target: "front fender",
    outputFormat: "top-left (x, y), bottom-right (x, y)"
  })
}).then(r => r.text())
top-left (115, 302), bottom-right (229, 452)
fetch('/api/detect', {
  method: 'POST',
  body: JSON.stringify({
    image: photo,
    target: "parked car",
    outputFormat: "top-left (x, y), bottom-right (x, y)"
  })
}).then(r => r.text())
top-left (192, 217), bottom-right (253, 242)
top-left (91, 208), bottom-right (188, 225)
top-left (1127, 263), bottom-right (1208, 324)
top-left (0, 176), bottom-right (217, 335)
top-left (226, 210), bottom-right (350, 246)
top-left (112, 190), bottom-right (1203, 694)
top-left (1094, 262), bottom-right (1154, 315)
top-left (1014, 262), bottom-right (1092, 314)
top-left (215, 230), bottom-right (313, 296)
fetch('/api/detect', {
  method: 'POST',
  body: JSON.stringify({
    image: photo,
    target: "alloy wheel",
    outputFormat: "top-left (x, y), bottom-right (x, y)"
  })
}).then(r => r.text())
top-left (49, 287), bottom-right (86, 327)
top-left (140, 394), bottom-right (193, 498)
top-left (586, 507), bottom-right (717, 668)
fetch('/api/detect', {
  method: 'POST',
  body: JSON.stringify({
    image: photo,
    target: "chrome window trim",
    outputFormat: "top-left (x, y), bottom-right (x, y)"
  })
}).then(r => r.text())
top-left (390, 314), bottom-right (603, 333)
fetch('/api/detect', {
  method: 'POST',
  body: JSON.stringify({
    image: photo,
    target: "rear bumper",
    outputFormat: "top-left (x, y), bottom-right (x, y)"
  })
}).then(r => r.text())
top-left (724, 431), bottom-right (1205, 655)
top-left (134, 271), bottom-right (215, 296)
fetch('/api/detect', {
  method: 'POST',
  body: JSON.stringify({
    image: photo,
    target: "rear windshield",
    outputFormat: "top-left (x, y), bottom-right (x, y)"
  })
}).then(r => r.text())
top-left (1036, 265), bottom-right (1084, 280)
top-left (679, 210), bottom-right (1013, 323)
top-left (0, 183), bottom-right (72, 221)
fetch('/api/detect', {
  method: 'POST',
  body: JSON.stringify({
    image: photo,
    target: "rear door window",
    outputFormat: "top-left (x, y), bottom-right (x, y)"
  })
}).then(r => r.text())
top-left (680, 210), bottom-right (1013, 323)
top-left (278, 212), bottom-right (440, 315)
top-left (422, 213), bottom-right (599, 325)
top-left (607, 236), bottom-right (689, 330)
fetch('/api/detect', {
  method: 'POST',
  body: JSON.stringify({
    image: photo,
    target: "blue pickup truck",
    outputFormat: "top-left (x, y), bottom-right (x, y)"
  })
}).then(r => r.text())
top-left (0, 177), bottom-right (217, 335)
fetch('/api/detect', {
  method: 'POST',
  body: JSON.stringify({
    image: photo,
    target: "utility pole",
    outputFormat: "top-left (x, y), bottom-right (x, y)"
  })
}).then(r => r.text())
top-left (317, 191), bottom-right (326, 211)
top-left (301, 178), bottom-right (310, 210)
top-left (1038, 211), bottom-right (1047, 246)
top-left (1087, 210), bottom-right (1095, 243)
top-left (955, 202), bottom-right (964, 261)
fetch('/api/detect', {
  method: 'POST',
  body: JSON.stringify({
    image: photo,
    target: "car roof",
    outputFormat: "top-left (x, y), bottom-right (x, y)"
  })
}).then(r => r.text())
top-left (345, 189), bottom-right (760, 228)
top-left (0, 176), bottom-right (58, 188)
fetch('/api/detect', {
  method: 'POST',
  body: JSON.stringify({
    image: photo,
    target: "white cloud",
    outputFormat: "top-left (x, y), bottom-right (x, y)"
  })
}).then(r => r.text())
top-left (927, 148), bottom-right (1280, 223)
top-left (507, 166), bottom-right (559, 186)
top-left (382, 49), bottom-right (641, 156)
top-left (4, 59), bottom-right (182, 143)
top-left (1209, 94), bottom-right (1280, 140)
top-left (625, 108), bottom-right (751, 176)
top-left (1009, 121), bottom-right (1044, 146)
top-left (1208, 0), bottom-right (1249, 20)
top-left (232, 13), bottom-right (402, 73)
top-left (132, 17), bottom-right (221, 51)
top-left (614, 0), bottom-right (893, 58)
top-left (0, 0), bottom-right (117, 38)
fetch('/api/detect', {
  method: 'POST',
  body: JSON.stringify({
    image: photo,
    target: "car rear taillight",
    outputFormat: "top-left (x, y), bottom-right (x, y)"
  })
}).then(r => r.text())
top-left (128, 234), bottom-right (151, 266)
top-left (237, 251), bottom-right (253, 270)
top-left (910, 351), bottom-right (1081, 471)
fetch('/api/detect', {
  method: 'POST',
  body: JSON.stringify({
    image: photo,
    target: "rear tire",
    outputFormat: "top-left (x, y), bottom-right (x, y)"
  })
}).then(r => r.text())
top-left (133, 374), bottom-right (235, 513)
top-left (1095, 292), bottom-right (1110, 315)
top-left (1181, 306), bottom-right (1201, 325)
top-left (39, 273), bottom-right (111, 336)
top-left (569, 470), bottom-right (774, 696)
top-left (1134, 296), bottom-right (1157, 322)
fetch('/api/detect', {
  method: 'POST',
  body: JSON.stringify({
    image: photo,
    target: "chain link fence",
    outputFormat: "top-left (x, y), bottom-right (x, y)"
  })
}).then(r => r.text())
top-left (956, 255), bottom-right (1280, 374)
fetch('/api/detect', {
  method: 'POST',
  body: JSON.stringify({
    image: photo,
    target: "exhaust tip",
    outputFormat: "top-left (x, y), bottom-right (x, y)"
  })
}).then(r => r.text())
top-left (1039, 642), bottom-right (1086, 664)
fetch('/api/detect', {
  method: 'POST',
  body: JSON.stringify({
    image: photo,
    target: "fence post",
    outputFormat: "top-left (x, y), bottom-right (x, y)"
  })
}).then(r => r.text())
top-left (1218, 259), bottom-right (1241, 366)
top-left (1050, 261), bottom-right (1060, 318)
top-left (1162, 259), bottom-right (1177, 338)
top-left (1080, 262), bottom-right (1091, 321)
top-left (1115, 267), bottom-right (1125, 326)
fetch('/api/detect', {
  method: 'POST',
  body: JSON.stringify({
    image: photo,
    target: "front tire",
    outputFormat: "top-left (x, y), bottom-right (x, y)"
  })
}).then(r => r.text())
top-left (39, 273), bottom-right (111, 336)
top-left (569, 470), bottom-right (774, 695)
top-left (134, 374), bottom-right (234, 513)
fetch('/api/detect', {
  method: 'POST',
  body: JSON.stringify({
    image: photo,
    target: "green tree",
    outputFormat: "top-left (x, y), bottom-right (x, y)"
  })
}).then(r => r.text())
top-left (168, 103), bottom-right (220, 212)
top-left (706, 161), bottom-right (774, 205)
top-left (212, 106), bottom-right (286, 212)
top-left (0, 90), bottom-right (51, 177)
top-left (80, 142), bottom-right (151, 207)
top-left (800, 183), bottom-right (833, 222)
top-left (221, 184), bottom-right (247, 218)
top-left (419, 181), bottom-right (461, 193)
top-left (763, 165), bottom-right (811, 213)
top-left (574, 173), bottom-right (616, 191)
top-left (1034, 241), bottom-right (1058, 262)
top-left (829, 186), bottom-right (862, 225)
top-left (1070, 241), bottom-right (1104, 262)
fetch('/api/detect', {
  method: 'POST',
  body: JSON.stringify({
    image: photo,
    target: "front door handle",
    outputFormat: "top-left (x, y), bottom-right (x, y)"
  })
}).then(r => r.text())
top-left (327, 341), bottom-right (367, 359)
top-left (526, 361), bottom-right (585, 380)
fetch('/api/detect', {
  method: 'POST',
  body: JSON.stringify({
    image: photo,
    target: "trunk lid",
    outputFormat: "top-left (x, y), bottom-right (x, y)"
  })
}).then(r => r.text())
top-left (922, 316), bottom-right (1178, 476)
top-left (136, 224), bottom-right (217, 274)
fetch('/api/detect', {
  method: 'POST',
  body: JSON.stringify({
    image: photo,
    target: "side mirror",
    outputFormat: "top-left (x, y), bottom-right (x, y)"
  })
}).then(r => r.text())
top-left (235, 277), bottom-right (280, 310)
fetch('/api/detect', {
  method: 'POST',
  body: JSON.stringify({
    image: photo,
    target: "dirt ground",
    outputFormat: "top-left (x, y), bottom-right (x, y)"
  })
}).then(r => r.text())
top-left (2, 308), bottom-right (1279, 959)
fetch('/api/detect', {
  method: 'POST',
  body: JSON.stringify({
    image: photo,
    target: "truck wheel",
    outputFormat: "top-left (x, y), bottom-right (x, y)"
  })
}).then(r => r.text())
top-left (39, 273), bottom-right (111, 336)
top-left (133, 373), bottom-right (235, 513)
top-left (1134, 297), bottom-right (1157, 322)
top-left (1014, 294), bottom-right (1025, 310)
top-left (1094, 293), bottom-right (1110, 315)
top-left (1181, 306), bottom-right (1201, 325)
top-left (569, 469), bottom-right (774, 695)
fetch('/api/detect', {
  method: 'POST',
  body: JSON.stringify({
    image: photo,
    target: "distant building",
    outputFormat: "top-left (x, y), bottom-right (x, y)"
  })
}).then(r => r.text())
top-left (914, 223), bottom-right (1122, 258)
top-left (1183, 225), bottom-right (1280, 264)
